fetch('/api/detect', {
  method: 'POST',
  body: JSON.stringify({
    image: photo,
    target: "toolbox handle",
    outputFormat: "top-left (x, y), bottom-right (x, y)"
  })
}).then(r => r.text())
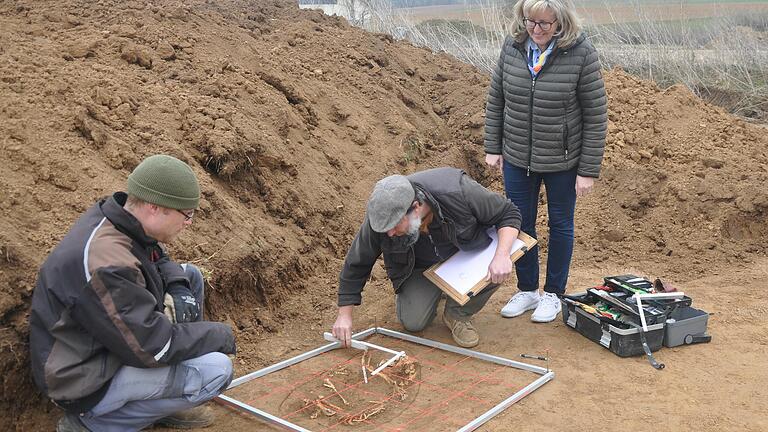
top-left (685, 334), bottom-right (712, 345)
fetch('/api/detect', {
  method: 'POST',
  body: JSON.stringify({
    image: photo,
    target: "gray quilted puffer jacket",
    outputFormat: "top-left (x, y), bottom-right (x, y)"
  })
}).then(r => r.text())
top-left (484, 33), bottom-right (607, 177)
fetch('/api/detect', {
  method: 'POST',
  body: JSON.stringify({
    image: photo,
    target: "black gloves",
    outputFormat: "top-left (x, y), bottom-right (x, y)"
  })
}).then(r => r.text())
top-left (156, 257), bottom-right (200, 323)
top-left (164, 285), bottom-right (200, 323)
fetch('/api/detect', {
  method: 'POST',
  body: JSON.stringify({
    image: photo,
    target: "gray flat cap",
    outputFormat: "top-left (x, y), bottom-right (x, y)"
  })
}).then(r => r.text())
top-left (366, 175), bottom-right (415, 233)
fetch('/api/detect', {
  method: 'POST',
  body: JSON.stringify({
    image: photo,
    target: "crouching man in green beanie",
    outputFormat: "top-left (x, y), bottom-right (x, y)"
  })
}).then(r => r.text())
top-left (29, 155), bottom-right (236, 432)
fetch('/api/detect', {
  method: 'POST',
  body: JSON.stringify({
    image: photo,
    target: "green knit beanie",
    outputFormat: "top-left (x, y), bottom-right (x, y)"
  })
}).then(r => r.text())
top-left (127, 155), bottom-right (200, 210)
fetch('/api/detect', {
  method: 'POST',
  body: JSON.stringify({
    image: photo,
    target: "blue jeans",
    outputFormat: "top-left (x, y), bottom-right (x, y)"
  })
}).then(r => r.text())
top-left (503, 162), bottom-right (576, 294)
top-left (79, 264), bottom-right (233, 432)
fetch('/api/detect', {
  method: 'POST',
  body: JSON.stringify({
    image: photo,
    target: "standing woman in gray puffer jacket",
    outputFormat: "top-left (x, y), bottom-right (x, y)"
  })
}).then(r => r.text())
top-left (484, 0), bottom-right (607, 323)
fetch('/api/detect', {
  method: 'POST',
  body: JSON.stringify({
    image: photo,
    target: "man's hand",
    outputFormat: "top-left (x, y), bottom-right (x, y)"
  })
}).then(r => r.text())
top-left (164, 286), bottom-right (200, 323)
top-left (486, 254), bottom-right (513, 284)
top-left (485, 154), bottom-right (503, 174)
top-left (156, 258), bottom-right (200, 323)
top-left (332, 305), bottom-right (354, 348)
top-left (575, 175), bottom-right (595, 197)
top-left (485, 226), bottom-right (518, 284)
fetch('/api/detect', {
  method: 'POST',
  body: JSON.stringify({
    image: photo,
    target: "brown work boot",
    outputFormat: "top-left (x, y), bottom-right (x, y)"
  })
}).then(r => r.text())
top-left (442, 314), bottom-right (480, 348)
top-left (155, 405), bottom-right (214, 429)
top-left (57, 413), bottom-right (90, 432)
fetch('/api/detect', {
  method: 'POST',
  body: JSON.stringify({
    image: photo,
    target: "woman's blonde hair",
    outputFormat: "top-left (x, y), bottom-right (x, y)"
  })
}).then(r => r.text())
top-left (510, 0), bottom-right (582, 49)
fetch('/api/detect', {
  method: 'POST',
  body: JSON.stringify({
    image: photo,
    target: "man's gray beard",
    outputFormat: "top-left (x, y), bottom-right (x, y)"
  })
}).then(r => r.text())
top-left (402, 213), bottom-right (421, 247)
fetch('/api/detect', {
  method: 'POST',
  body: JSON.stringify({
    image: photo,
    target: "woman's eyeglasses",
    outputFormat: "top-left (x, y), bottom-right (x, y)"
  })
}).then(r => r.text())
top-left (523, 18), bottom-right (556, 31)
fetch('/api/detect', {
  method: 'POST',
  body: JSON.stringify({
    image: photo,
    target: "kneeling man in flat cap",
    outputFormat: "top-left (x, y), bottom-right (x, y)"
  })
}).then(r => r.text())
top-left (333, 167), bottom-right (521, 348)
top-left (30, 155), bottom-right (236, 432)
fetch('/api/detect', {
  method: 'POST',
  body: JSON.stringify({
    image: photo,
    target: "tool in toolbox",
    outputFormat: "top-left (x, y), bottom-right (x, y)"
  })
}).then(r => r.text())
top-left (603, 275), bottom-right (692, 324)
top-left (634, 292), bottom-right (685, 332)
top-left (560, 295), bottom-right (625, 327)
top-left (653, 278), bottom-right (678, 293)
top-left (629, 291), bottom-right (687, 370)
top-left (588, 288), bottom-right (636, 314)
top-left (631, 322), bottom-right (664, 370)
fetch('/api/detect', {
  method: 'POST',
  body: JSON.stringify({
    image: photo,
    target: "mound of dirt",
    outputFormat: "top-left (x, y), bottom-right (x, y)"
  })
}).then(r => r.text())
top-left (580, 71), bottom-right (768, 275)
top-left (0, 0), bottom-right (485, 423)
top-left (1, 0), bottom-right (767, 428)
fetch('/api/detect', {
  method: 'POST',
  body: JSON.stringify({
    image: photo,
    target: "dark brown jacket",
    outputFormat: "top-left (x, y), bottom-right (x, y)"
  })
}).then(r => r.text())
top-left (29, 193), bottom-right (235, 413)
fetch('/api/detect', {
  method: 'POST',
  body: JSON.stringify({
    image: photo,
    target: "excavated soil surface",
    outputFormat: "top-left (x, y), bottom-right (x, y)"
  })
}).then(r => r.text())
top-left (1, 1), bottom-right (766, 430)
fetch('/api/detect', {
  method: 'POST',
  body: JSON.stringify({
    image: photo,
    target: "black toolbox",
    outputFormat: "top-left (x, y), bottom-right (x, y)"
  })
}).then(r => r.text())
top-left (561, 275), bottom-right (708, 357)
top-left (561, 291), bottom-right (665, 357)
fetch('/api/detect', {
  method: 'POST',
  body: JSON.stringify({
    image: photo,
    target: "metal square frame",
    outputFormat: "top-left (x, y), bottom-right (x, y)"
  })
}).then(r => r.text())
top-left (215, 327), bottom-right (555, 432)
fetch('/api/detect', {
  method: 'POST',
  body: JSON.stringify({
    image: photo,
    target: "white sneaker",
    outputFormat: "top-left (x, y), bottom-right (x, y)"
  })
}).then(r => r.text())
top-left (531, 292), bottom-right (562, 323)
top-left (500, 291), bottom-right (540, 318)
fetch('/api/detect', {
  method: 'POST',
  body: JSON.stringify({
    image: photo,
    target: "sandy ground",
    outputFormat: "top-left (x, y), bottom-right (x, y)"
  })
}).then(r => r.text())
top-left (165, 257), bottom-right (768, 432)
top-left (1, 1), bottom-right (767, 431)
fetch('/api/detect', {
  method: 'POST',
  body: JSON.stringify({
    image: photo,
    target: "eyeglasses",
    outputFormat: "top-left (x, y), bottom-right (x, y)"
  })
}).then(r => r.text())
top-left (405, 203), bottom-right (417, 215)
top-left (523, 18), bottom-right (557, 31)
top-left (176, 209), bottom-right (195, 221)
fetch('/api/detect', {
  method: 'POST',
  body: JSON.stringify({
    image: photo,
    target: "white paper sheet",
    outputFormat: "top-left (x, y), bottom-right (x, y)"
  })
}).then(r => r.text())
top-left (433, 229), bottom-right (528, 295)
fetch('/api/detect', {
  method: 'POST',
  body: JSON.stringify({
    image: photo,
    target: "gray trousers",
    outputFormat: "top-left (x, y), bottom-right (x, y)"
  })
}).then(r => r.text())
top-left (79, 264), bottom-right (233, 432)
top-left (396, 268), bottom-right (500, 332)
